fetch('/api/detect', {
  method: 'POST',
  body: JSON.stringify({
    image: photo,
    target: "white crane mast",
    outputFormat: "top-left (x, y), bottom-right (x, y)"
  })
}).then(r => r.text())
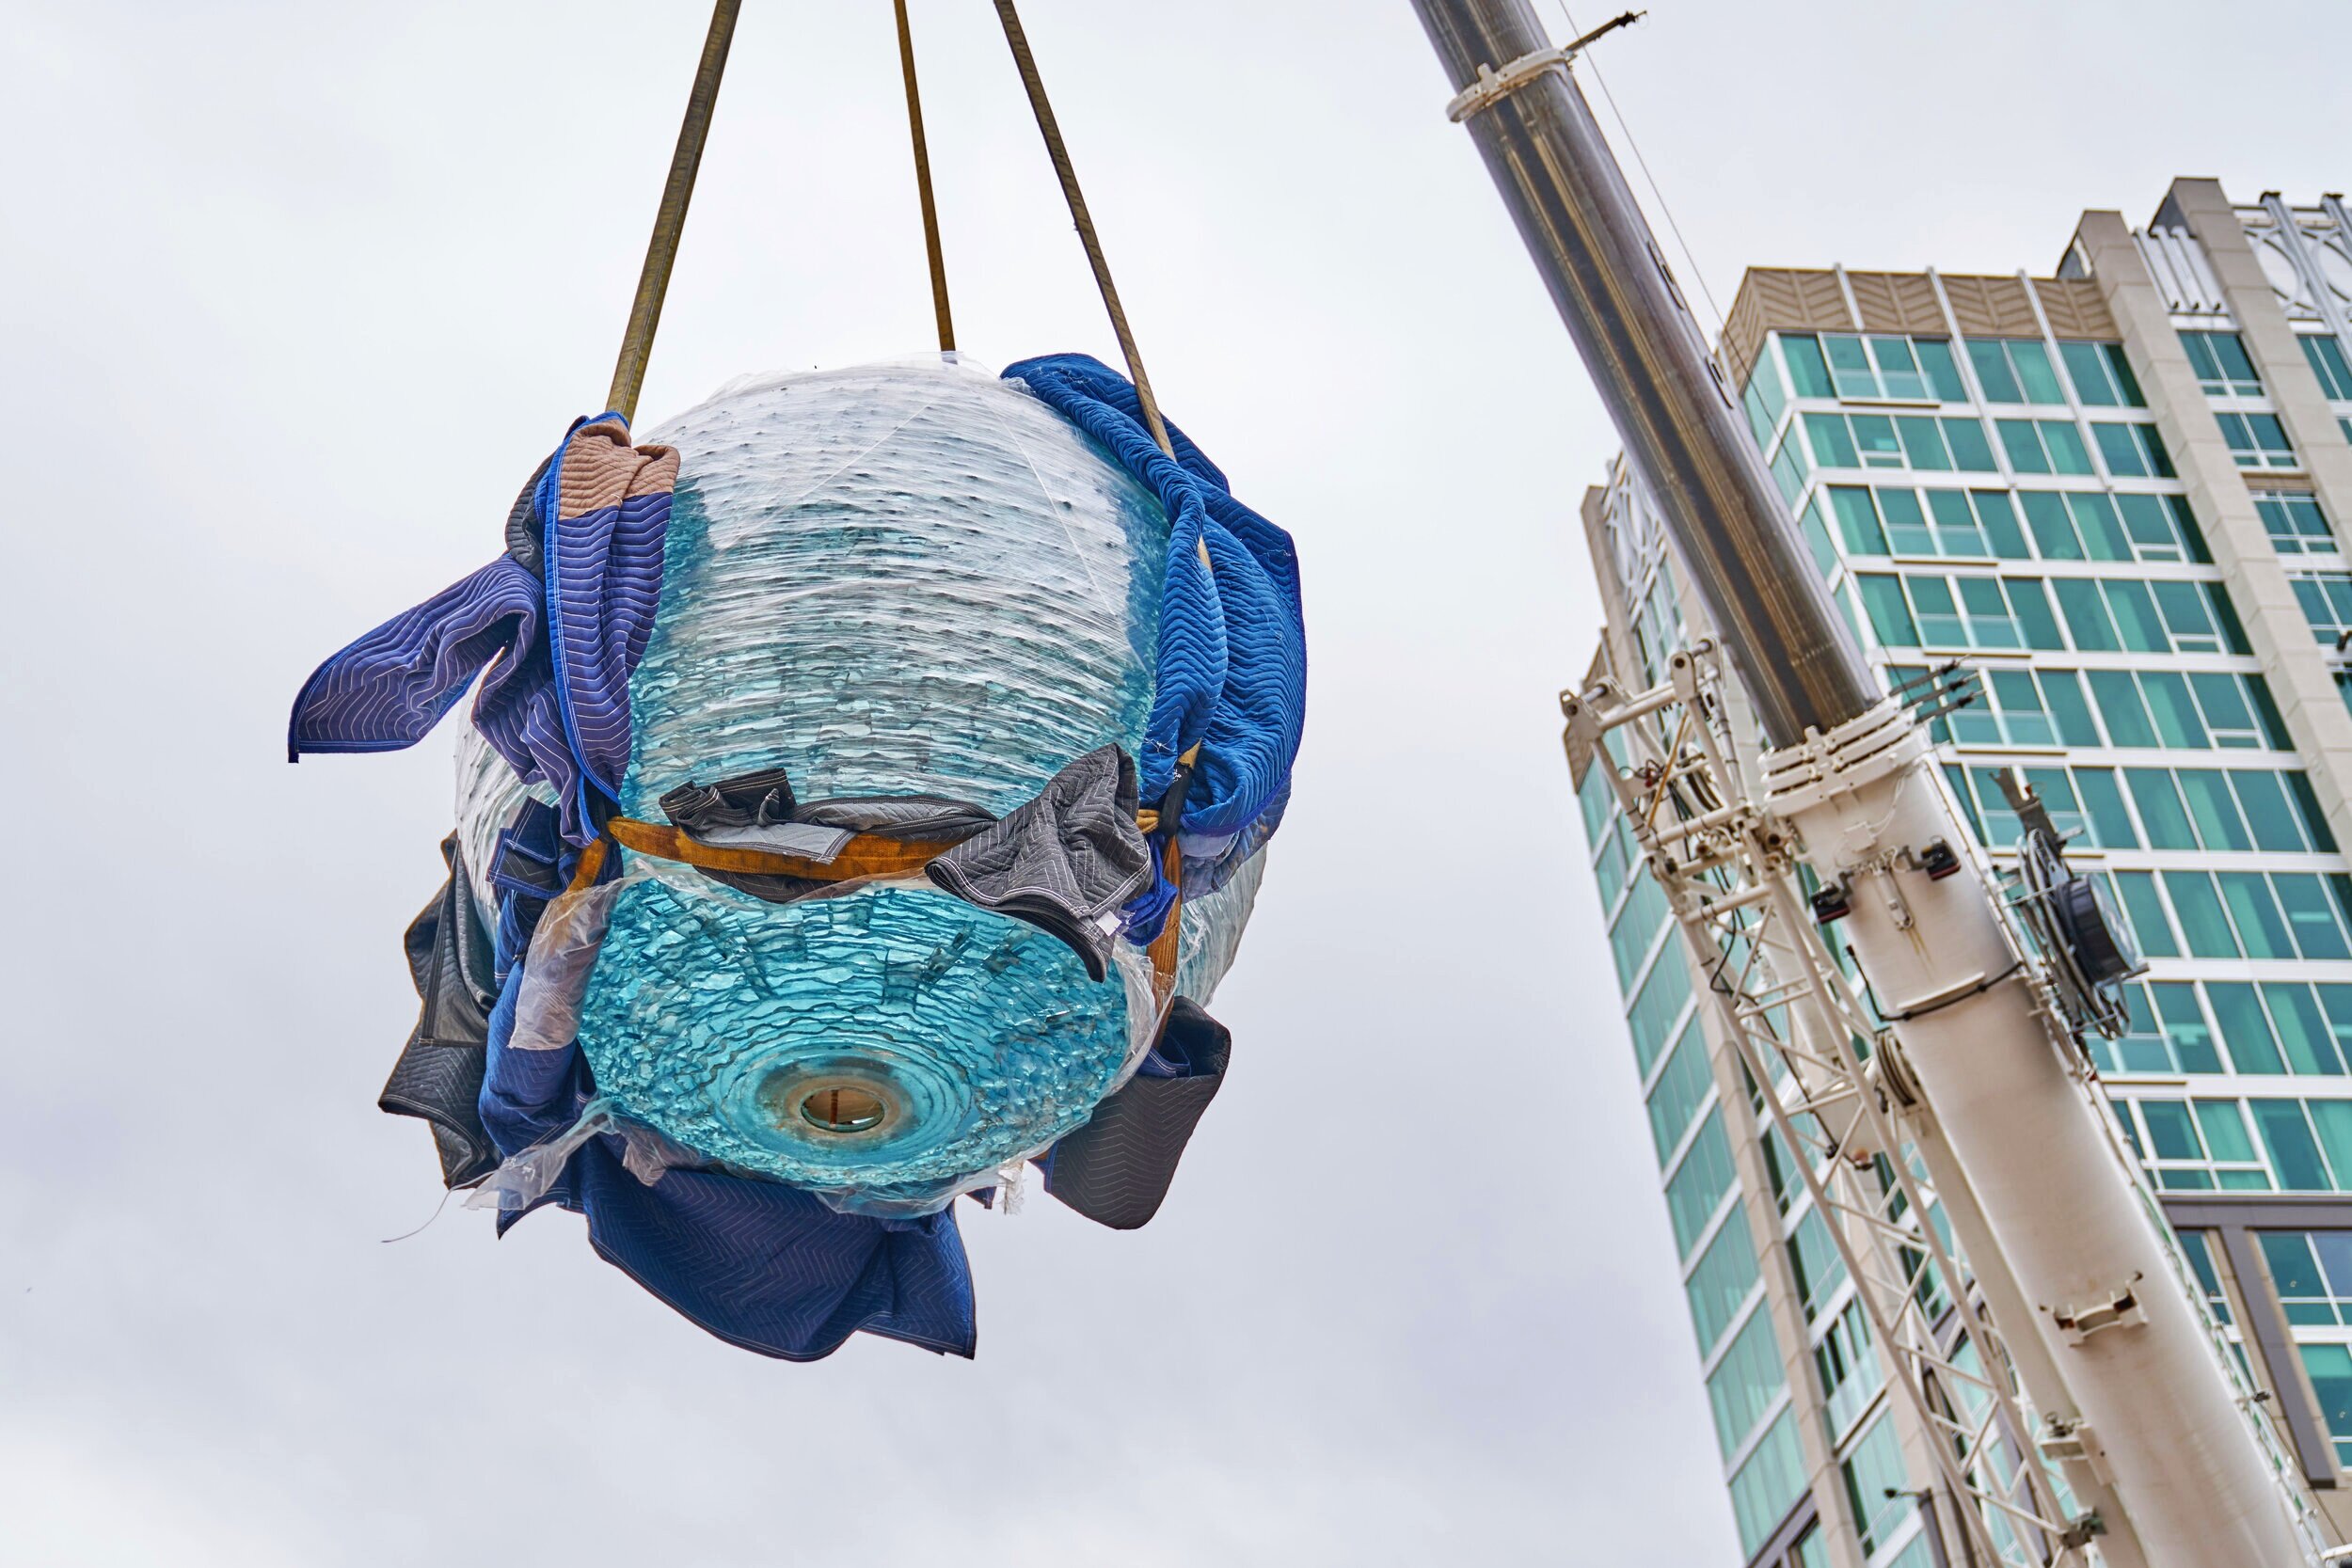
top-left (1409, 1), bottom-right (2328, 1560)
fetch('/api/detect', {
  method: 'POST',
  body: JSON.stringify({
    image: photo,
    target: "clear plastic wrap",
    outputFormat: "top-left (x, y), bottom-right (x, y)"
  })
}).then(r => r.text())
top-left (454, 356), bottom-right (1263, 1214)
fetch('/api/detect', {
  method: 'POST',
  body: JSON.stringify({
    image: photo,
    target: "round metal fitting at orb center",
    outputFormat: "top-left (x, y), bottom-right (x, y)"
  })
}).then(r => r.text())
top-left (798, 1084), bottom-right (890, 1135)
top-left (755, 1068), bottom-right (908, 1143)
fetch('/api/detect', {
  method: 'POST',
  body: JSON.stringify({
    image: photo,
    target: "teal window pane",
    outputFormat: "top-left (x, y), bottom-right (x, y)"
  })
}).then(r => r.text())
top-left (2275, 874), bottom-right (2351, 961)
top-left (1972, 490), bottom-right (2029, 558)
top-left (2251, 1100), bottom-right (2333, 1189)
top-left (2116, 492), bottom-right (2185, 560)
top-left (2218, 873), bottom-right (2294, 959)
top-left (2140, 424), bottom-right (2176, 477)
top-left (1943, 762), bottom-right (1983, 843)
top-left (2041, 420), bottom-right (2093, 475)
top-left (2312, 1104), bottom-right (2352, 1196)
top-left (2171, 496), bottom-right (2212, 562)
top-left (2076, 768), bottom-right (2138, 848)
top-left (2019, 491), bottom-right (2080, 559)
top-left (2151, 983), bottom-right (2221, 1072)
top-left (2211, 331), bottom-right (2261, 387)
top-left (2189, 672), bottom-right (2260, 748)
top-left (2141, 673), bottom-right (2211, 748)
top-left (1857, 574), bottom-right (1917, 646)
top-left (1790, 1203), bottom-right (1848, 1317)
top-left (1685, 1214), bottom-right (1760, 1355)
top-left (1612, 872), bottom-right (1670, 988)
top-left (1989, 669), bottom-right (2051, 744)
top-left (2088, 670), bottom-right (2154, 745)
top-left (2009, 578), bottom-right (2065, 650)
top-left (2316, 1232), bottom-right (2352, 1298)
top-left (1828, 486), bottom-right (1886, 553)
top-left (1825, 333), bottom-right (1877, 397)
top-left (1577, 761), bottom-right (1617, 845)
top-left (1925, 488), bottom-right (1982, 554)
top-left (1628, 940), bottom-right (1692, 1074)
top-left (1663, 1109), bottom-right (1736, 1258)
top-left (2026, 767), bottom-right (2084, 841)
top-left (1967, 340), bottom-right (2023, 403)
top-left (1910, 575), bottom-right (1963, 646)
top-left (2176, 769), bottom-right (2250, 849)
top-left (1869, 337), bottom-right (1927, 400)
top-left (1706, 1307), bottom-right (1787, 1459)
top-left (1647, 1018), bottom-right (1714, 1166)
top-left (2109, 343), bottom-right (2148, 405)
top-left (1805, 412), bottom-right (1858, 467)
top-left (2117, 982), bottom-right (2170, 1071)
top-left (1851, 414), bottom-right (1903, 467)
top-left (1728, 1411), bottom-right (1806, 1560)
top-left (1782, 335), bottom-right (1834, 398)
top-left (2249, 676), bottom-right (2292, 749)
top-left (2068, 493), bottom-right (2131, 560)
top-left (2318, 988), bottom-right (2352, 1074)
top-left (2115, 871), bottom-right (2179, 958)
top-left (2263, 1231), bottom-right (2329, 1300)
top-left (1842, 1411), bottom-right (1913, 1553)
top-left (2302, 334), bottom-right (2352, 401)
top-left (1877, 486), bottom-right (1932, 554)
top-left (1957, 576), bottom-right (2018, 648)
top-left (2153, 579), bottom-right (2220, 651)
top-left (2055, 578), bottom-right (2117, 650)
top-left (2104, 579), bottom-right (2169, 652)
top-left (1799, 498), bottom-right (1838, 577)
top-left (2232, 770), bottom-right (2302, 852)
top-left (1915, 338), bottom-right (1965, 401)
top-left (2166, 872), bottom-right (2241, 958)
top-left (2208, 981), bottom-right (2283, 1073)
top-left (1943, 418), bottom-right (1998, 471)
top-left (1771, 436), bottom-right (1806, 506)
top-left (1997, 418), bottom-right (2049, 473)
top-left (2042, 670), bottom-right (2101, 745)
top-left (2264, 984), bottom-right (2342, 1074)
top-left (2092, 421), bottom-right (2149, 477)
top-left (2060, 340), bottom-right (2119, 405)
top-left (2195, 1101), bottom-right (2258, 1162)
top-left (2010, 340), bottom-right (2064, 404)
top-left (2126, 769), bottom-right (2198, 848)
top-left (2141, 1099), bottom-right (2203, 1160)
top-left (2203, 581), bottom-right (2250, 654)
top-left (1969, 768), bottom-right (2022, 845)
top-left (1895, 416), bottom-right (1952, 471)
top-left (2181, 330), bottom-right (2223, 385)
top-left (2299, 1345), bottom-right (2352, 1453)
top-left (2287, 772), bottom-right (2339, 850)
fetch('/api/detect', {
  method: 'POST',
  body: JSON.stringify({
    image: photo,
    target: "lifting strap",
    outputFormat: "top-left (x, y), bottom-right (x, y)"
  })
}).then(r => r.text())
top-left (568, 813), bottom-right (1185, 1001)
top-left (893, 0), bottom-right (956, 353)
top-left (605, 0), bottom-right (741, 426)
top-left (601, 0), bottom-right (1175, 465)
top-left (988, 0), bottom-right (1174, 460)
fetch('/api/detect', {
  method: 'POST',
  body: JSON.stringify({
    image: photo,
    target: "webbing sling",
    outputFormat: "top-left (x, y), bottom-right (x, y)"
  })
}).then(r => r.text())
top-left (567, 816), bottom-right (1187, 999)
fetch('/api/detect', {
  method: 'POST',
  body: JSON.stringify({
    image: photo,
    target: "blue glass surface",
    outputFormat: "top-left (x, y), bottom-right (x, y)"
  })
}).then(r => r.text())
top-left (543, 357), bottom-right (1232, 1212)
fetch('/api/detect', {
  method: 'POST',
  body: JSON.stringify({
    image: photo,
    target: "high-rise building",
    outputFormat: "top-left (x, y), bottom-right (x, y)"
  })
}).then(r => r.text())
top-left (1571, 179), bottom-right (2352, 1567)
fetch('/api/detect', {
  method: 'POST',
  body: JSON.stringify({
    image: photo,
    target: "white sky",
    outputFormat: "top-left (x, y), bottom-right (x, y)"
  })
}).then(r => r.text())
top-left (3, 2), bottom-right (2347, 1563)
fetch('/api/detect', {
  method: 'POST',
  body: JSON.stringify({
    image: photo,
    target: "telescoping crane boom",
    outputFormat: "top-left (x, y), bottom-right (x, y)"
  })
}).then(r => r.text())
top-left (1411, 2), bottom-right (2328, 1563)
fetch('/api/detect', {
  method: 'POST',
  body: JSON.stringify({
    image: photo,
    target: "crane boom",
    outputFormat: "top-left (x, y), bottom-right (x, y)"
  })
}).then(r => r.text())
top-left (1411, 2), bottom-right (2315, 1561)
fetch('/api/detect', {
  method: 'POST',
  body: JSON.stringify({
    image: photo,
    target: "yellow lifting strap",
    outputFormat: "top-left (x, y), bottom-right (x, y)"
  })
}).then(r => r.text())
top-left (565, 809), bottom-right (1188, 1002)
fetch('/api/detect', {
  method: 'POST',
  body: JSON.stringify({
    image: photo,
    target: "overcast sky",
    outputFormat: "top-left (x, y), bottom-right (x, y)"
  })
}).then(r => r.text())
top-left (5, 2), bottom-right (2349, 1564)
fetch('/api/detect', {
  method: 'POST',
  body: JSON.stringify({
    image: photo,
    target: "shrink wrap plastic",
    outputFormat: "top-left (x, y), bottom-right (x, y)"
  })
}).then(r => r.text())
top-left (456, 356), bottom-right (1263, 1213)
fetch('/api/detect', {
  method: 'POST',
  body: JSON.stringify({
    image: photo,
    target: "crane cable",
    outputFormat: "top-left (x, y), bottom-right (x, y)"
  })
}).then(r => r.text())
top-left (599, 0), bottom-right (1174, 470)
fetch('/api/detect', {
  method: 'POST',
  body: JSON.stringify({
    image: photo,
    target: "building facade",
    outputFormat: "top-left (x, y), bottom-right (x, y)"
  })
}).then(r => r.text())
top-left (1571, 180), bottom-right (2352, 1566)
